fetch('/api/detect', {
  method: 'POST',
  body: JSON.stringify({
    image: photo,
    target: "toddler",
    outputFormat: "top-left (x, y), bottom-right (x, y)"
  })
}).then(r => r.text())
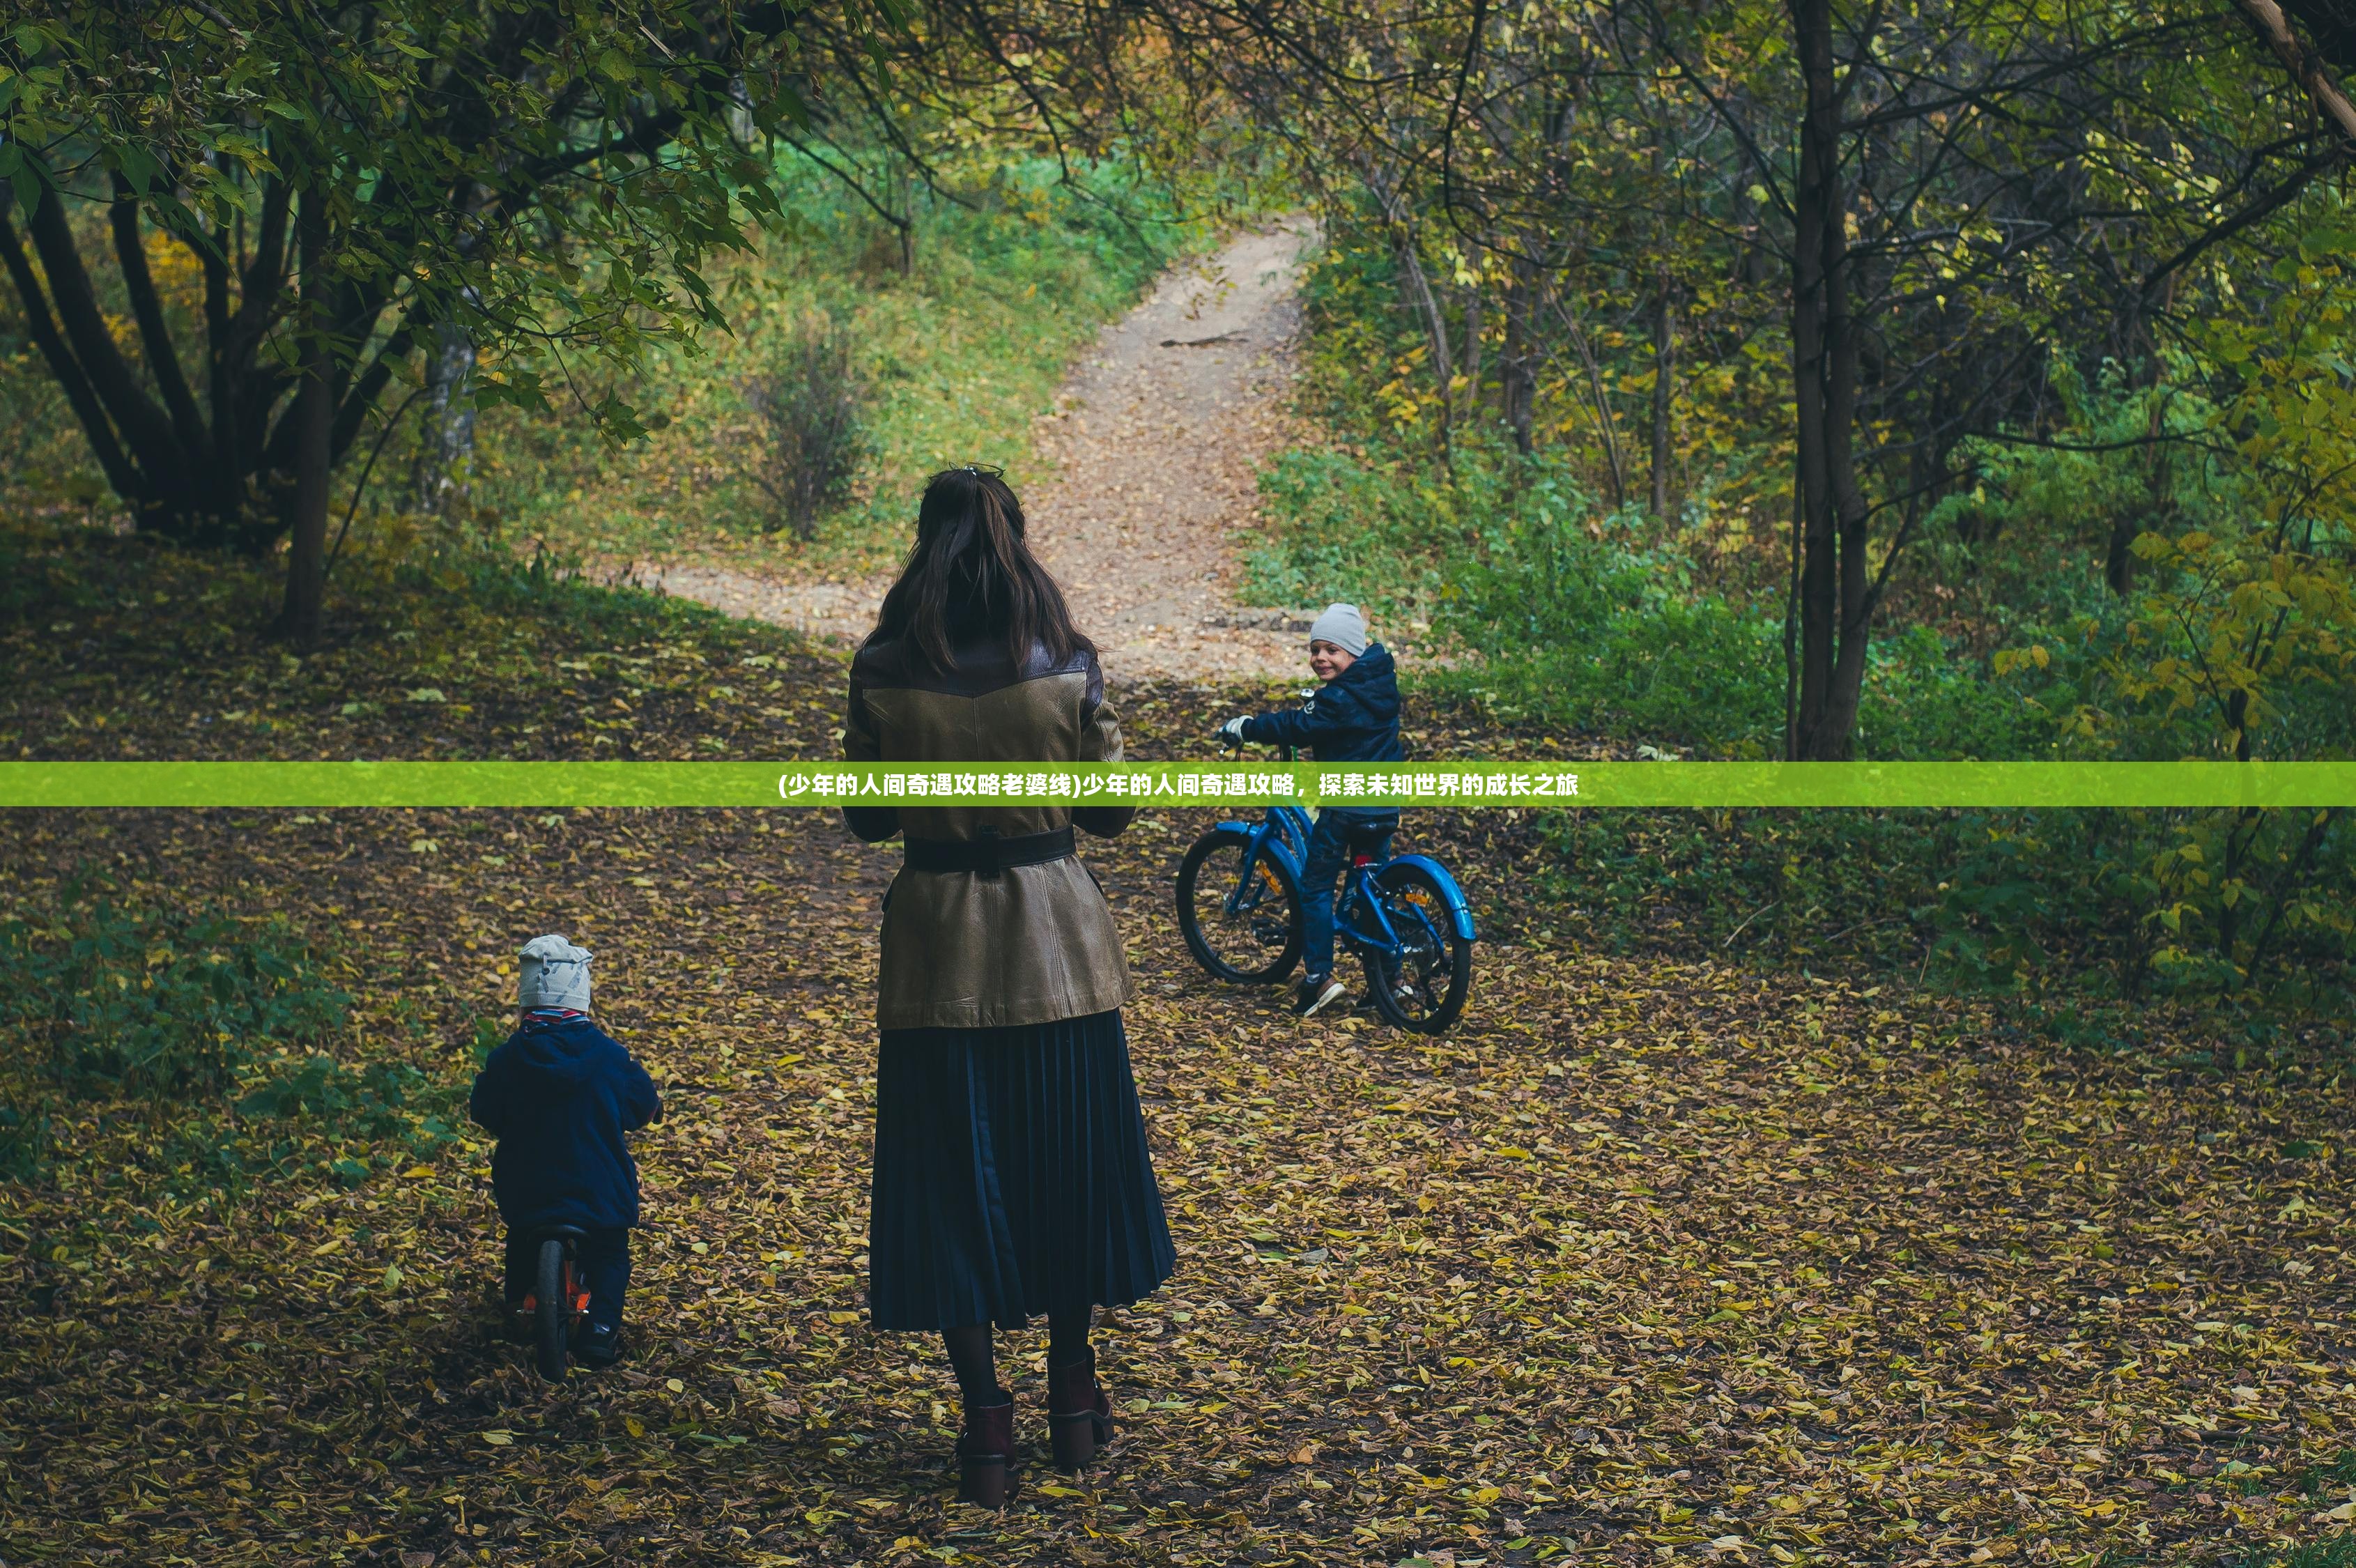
top-left (469, 935), bottom-right (661, 1367)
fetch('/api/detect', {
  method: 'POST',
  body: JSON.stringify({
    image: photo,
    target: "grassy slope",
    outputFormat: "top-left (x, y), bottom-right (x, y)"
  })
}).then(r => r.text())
top-left (2, 530), bottom-right (2351, 1568)
top-left (460, 159), bottom-right (1178, 584)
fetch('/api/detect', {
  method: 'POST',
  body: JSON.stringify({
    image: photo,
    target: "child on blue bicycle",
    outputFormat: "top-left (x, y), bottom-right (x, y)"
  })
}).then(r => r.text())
top-left (470, 935), bottom-right (661, 1368)
top-left (1219, 603), bottom-right (1404, 1017)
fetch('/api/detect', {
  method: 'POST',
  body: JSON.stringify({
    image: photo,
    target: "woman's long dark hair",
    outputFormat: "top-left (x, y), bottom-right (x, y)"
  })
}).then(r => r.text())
top-left (866, 467), bottom-right (1092, 672)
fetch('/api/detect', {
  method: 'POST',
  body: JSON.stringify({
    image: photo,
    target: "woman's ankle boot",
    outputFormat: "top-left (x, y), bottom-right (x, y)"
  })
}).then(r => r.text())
top-left (1047, 1348), bottom-right (1113, 1470)
top-left (956, 1392), bottom-right (1015, 1506)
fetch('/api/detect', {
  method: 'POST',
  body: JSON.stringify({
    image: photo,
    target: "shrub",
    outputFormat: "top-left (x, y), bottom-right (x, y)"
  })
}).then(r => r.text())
top-left (735, 314), bottom-right (868, 539)
top-left (1242, 447), bottom-right (1434, 609)
top-left (1441, 501), bottom-right (1786, 753)
top-left (237, 1054), bottom-right (456, 1185)
top-left (0, 889), bottom-right (381, 1183)
top-left (0, 894), bottom-right (348, 1098)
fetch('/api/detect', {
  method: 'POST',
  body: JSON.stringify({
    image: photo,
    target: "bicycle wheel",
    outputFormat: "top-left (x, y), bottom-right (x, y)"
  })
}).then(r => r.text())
top-left (1361, 861), bottom-right (1474, 1034)
top-left (534, 1239), bottom-right (570, 1381)
top-left (1176, 828), bottom-right (1304, 983)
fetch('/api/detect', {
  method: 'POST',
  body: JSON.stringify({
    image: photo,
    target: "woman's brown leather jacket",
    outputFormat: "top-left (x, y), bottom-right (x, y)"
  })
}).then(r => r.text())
top-left (841, 632), bottom-right (1137, 1030)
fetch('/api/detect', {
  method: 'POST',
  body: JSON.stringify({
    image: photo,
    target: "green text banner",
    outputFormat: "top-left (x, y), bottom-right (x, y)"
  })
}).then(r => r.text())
top-left (2, 761), bottom-right (2353, 808)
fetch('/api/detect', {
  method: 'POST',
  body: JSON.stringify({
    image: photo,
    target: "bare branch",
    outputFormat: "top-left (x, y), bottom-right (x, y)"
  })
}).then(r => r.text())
top-left (2233, 0), bottom-right (2356, 144)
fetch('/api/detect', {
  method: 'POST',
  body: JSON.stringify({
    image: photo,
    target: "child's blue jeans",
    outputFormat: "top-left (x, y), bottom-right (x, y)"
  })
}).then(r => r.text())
top-left (504, 1226), bottom-right (630, 1333)
top-left (1300, 814), bottom-right (1394, 981)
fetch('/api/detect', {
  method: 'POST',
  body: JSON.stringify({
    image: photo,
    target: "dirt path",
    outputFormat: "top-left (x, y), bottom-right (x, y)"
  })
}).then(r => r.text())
top-left (642, 222), bottom-right (1318, 682)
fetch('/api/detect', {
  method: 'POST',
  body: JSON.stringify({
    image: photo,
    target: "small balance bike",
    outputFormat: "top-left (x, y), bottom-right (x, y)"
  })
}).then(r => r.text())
top-left (516, 1223), bottom-right (592, 1381)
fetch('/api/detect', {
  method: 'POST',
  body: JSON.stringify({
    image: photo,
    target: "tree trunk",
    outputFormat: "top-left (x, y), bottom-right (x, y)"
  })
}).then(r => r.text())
top-left (277, 333), bottom-right (332, 646)
top-left (2110, 375), bottom-right (2172, 594)
top-left (1502, 265), bottom-right (1537, 454)
top-left (1649, 271), bottom-right (1674, 523)
top-left (277, 208), bottom-right (333, 648)
top-left (0, 202), bottom-right (144, 505)
top-left (0, 151), bottom-right (404, 554)
top-left (2233, 0), bottom-right (2356, 142)
top-left (1460, 286), bottom-right (1484, 410)
top-left (412, 317), bottom-right (479, 516)
top-left (895, 163), bottom-right (916, 275)
top-left (2104, 516), bottom-right (2141, 596)
top-left (1391, 228), bottom-right (1454, 463)
top-left (1785, 0), bottom-right (1874, 761)
top-left (15, 181), bottom-right (193, 528)
top-left (1554, 293), bottom-right (1629, 507)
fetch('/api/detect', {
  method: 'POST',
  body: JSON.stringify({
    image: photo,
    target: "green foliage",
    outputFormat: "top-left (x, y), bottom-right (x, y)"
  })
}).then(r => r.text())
top-left (1914, 363), bottom-right (2230, 653)
top-left (1272, 196), bottom-right (1793, 567)
top-left (0, 882), bottom-right (470, 1187)
top-left (1440, 491), bottom-right (1785, 755)
top-left (1256, 234), bottom-right (2040, 760)
top-left (1270, 214), bottom-right (2356, 1009)
top-left (237, 1054), bottom-right (456, 1187)
top-left (5, 0), bottom-right (831, 407)
top-left (1242, 446), bottom-right (1428, 609)
top-left (0, 1101), bottom-right (51, 1186)
top-left (2104, 526), bottom-right (2356, 762)
top-left (0, 890), bottom-right (347, 1098)
top-left (1943, 318), bottom-right (2356, 997)
top-left (0, 324), bottom-right (93, 519)
top-left (2300, 1447), bottom-right (2356, 1494)
top-left (473, 1015), bottom-right (509, 1067)
top-left (1245, 430), bottom-right (1787, 752)
top-left (1249, 430), bottom-right (2030, 761)
top-left (239, 1054), bottom-right (419, 1128)
top-left (0, 0), bottom-right (921, 574)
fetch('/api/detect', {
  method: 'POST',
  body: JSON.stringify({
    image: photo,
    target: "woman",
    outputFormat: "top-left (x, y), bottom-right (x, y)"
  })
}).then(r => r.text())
top-left (842, 466), bottom-right (1175, 1505)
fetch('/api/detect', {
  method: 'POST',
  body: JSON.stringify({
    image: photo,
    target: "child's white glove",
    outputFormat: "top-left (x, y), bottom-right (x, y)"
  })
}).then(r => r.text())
top-left (1217, 716), bottom-right (1250, 745)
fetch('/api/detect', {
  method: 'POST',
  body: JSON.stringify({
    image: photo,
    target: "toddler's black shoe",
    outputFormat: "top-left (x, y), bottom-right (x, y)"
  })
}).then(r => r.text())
top-left (576, 1322), bottom-right (623, 1368)
top-left (1293, 974), bottom-right (1346, 1017)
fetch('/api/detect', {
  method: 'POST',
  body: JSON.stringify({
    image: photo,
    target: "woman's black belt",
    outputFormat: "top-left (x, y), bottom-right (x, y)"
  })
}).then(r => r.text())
top-left (902, 826), bottom-right (1075, 875)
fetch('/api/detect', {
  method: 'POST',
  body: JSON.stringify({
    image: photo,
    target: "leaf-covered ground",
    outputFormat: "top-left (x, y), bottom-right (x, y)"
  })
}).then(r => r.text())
top-left (4, 528), bottom-right (2355, 1567)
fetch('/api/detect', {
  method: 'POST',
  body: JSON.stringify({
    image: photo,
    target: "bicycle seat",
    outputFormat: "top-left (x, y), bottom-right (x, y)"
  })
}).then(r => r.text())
top-left (539, 1224), bottom-right (590, 1241)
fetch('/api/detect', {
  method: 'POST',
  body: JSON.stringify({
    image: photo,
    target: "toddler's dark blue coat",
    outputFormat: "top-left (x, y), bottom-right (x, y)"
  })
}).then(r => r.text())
top-left (1240, 643), bottom-right (1405, 825)
top-left (470, 1017), bottom-right (661, 1231)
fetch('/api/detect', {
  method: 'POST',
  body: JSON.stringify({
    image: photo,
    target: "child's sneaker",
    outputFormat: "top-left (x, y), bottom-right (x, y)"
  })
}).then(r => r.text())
top-left (1293, 974), bottom-right (1346, 1017)
top-left (575, 1322), bottom-right (623, 1368)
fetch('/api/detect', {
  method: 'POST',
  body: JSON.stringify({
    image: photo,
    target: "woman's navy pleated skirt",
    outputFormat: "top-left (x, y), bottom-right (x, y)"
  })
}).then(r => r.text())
top-left (868, 1008), bottom-right (1176, 1331)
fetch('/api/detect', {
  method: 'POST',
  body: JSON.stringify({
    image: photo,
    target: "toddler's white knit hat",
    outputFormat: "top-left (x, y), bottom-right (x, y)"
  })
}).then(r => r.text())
top-left (1308, 602), bottom-right (1369, 657)
top-left (518, 934), bottom-right (592, 1012)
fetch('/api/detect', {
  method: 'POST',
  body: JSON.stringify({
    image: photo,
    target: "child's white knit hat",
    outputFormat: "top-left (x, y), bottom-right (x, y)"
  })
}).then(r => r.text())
top-left (1309, 603), bottom-right (1369, 657)
top-left (518, 934), bottom-right (592, 1012)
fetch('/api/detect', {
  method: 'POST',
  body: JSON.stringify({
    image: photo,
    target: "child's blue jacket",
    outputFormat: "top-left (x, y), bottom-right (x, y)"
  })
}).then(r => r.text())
top-left (470, 1017), bottom-right (661, 1231)
top-left (1240, 643), bottom-right (1405, 763)
top-left (1240, 643), bottom-right (1406, 824)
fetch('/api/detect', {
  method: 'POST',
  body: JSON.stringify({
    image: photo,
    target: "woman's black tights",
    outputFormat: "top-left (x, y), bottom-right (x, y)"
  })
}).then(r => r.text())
top-left (941, 1306), bottom-right (1093, 1407)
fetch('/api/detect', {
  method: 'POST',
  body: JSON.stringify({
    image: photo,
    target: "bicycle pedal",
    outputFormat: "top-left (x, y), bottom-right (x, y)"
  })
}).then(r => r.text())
top-left (518, 1293), bottom-right (539, 1313)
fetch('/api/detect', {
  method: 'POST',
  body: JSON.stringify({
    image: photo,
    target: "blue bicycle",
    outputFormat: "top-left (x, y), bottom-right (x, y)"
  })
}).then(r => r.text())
top-left (1176, 745), bottom-right (1477, 1033)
